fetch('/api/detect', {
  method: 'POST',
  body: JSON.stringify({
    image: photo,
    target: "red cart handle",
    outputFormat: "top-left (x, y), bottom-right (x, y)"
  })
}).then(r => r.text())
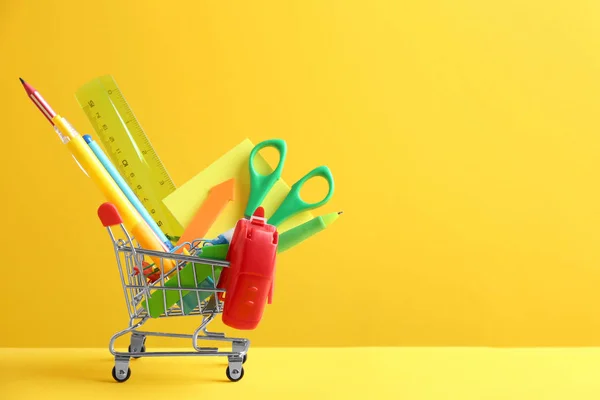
top-left (98, 202), bottom-right (123, 227)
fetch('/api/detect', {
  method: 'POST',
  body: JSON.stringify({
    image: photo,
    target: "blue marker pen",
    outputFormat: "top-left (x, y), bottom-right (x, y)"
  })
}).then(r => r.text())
top-left (83, 134), bottom-right (174, 250)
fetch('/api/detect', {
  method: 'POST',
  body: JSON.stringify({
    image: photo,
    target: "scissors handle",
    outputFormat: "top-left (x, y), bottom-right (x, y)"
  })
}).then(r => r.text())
top-left (268, 165), bottom-right (335, 227)
top-left (244, 139), bottom-right (287, 218)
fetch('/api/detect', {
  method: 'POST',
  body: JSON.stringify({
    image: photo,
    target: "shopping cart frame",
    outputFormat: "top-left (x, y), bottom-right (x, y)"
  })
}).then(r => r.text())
top-left (98, 203), bottom-right (250, 383)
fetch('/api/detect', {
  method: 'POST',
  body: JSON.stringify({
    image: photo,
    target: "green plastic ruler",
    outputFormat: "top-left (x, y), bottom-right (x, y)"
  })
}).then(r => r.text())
top-left (75, 75), bottom-right (183, 239)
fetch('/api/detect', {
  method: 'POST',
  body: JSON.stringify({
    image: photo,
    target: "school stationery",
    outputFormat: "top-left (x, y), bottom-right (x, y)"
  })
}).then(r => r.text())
top-left (175, 178), bottom-right (235, 247)
top-left (75, 75), bottom-right (183, 240)
top-left (144, 244), bottom-right (229, 317)
top-left (245, 139), bottom-right (334, 227)
top-left (204, 139), bottom-right (335, 245)
top-left (162, 138), bottom-right (314, 237)
top-left (26, 74), bottom-right (342, 383)
top-left (20, 78), bottom-right (175, 272)
top-left (83, 134), bottom-right (173, 250)
top-left (278, 211), bottom-right (343, 253)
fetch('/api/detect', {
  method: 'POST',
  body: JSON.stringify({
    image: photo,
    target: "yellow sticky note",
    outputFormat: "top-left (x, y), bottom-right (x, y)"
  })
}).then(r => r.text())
top-left (163, 138), bottom-right (313, 238)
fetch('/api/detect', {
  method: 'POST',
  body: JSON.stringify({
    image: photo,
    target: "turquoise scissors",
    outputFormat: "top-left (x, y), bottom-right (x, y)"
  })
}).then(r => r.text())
top-left (245, 139), bottom-right (335, 227)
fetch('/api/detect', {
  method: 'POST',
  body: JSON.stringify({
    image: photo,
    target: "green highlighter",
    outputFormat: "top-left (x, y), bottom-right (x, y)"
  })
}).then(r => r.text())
top-left (144, 244), bottom-right (229, 317)
top-left (277, 212), bottom-right (342, 253)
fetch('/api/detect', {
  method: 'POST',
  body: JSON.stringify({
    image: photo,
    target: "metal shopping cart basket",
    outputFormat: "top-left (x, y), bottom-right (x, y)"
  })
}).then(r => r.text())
top-left (97, 203), bottom-right (250, 383)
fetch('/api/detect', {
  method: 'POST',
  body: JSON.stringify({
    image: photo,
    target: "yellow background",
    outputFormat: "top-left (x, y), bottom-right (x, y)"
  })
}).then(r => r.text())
top-left (2, 0), bottom-right (600, 347)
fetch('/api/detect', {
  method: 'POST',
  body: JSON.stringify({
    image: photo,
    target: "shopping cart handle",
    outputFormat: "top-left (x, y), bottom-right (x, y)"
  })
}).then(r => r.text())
top-left (98, 202), bottom-right (124, 227)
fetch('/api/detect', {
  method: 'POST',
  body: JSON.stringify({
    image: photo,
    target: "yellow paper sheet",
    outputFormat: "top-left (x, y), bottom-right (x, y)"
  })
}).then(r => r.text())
top-left (162, 138), bottom-right (313, 239)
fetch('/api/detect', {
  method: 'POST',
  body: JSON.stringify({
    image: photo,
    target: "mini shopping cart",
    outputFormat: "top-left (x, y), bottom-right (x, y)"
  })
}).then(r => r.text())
top-left (97, 203), bottom-right (250, 383)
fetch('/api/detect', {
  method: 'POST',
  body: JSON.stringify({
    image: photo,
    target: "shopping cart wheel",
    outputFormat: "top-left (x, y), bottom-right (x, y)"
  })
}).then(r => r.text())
top-left (129, 334), bottom-right (146, 359)
top-left (129, 344), bottom-right (146, 359)
top-left (112, 366), bottom-right (131, 383)
top-left (226, 366), bottom-right (245, 382)
top-left (243, 354), bottom-right (248, 364)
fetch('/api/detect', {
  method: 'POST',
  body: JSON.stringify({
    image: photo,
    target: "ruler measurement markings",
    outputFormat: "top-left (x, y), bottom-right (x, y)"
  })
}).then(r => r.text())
top-left (87, 92), bottom-right (146, 202)
top-left (75, 76), bottom-right (182, 238)
top-left (110, 88), bottom-right (171, 192)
